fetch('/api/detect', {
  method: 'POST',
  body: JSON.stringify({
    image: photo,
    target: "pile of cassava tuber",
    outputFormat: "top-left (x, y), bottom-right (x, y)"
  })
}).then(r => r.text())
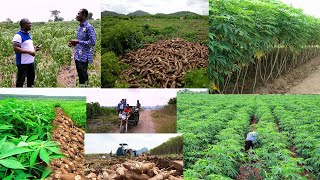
top-left (48, 108), bottom-right (85, 180)
top-left (120, 38), bottom-right (208, 88)
top-left (85, 158), bottom-right (183, 180)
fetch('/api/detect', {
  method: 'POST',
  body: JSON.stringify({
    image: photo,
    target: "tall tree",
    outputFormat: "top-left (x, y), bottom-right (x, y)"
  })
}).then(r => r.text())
top-left (50, 10), bottom-right (64, 22)
top-left (88, 12), bottom-right (93, 20)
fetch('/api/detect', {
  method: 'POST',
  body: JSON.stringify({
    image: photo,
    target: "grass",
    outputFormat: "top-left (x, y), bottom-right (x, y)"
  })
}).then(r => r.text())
top-left (86, 107), bottom-right (119, 133)
top-left (151, 104), bottom-right (177, 133)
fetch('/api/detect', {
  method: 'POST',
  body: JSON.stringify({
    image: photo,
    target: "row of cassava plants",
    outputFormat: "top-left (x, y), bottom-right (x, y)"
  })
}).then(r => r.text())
top-left (178, 94), bottom-right (320, 179)
top-left (0, 98), bottom-right (63, 179)
top-left (209, 0), bottom-right (320, 93)
top-left (0, 21), bottom-right (101, 87)
top-left (149, 136), bottom-right (183, 155)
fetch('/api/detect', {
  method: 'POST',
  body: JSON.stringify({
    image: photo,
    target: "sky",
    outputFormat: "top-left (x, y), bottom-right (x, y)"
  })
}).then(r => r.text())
top-left (281, 0), bottom-right (320, 17)
top-left (86, 89), bottom-right (178, 107)
top-left (0, 88), bottom-right (88, 97)
top-left (101, 0), bottom-right (209, 15)
top-left (85, 133), bottom-right (181, 154)
top-left (0, 0), bottom-right (101, 22)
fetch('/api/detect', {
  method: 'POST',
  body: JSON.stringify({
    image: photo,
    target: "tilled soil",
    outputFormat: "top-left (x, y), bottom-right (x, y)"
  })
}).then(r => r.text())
top-left (48, 108), bottom-right (85, 180)
top-left (85, 156), bottom-right (183, 180)
top-left (120, 38), bottom-right (208, 88)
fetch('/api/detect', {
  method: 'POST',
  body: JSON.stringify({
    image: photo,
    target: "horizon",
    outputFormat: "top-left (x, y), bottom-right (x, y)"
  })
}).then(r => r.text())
top-left (102, 9), bottom-right (207, 16)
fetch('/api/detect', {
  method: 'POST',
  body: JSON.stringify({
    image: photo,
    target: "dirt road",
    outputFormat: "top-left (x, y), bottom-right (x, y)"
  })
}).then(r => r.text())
top-left (111, 109), bottom-right (155, 133)
top-left (128, 109), bottom-right (155, 133)
top-left (255, 56), bottom-right (320, 94)
top-left (57, 59), bottom-right (77, 87)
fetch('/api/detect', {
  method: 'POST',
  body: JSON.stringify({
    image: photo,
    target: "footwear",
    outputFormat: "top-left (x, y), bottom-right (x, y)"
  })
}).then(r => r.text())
top-left (79, 84), bottom-right (86, 88)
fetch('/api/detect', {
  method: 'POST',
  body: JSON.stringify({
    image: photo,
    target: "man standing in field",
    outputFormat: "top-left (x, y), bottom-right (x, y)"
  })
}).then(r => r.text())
top-left (68, 8), bottom-right (96, 87)
top-left (12, 18), bottom-right (41, 87)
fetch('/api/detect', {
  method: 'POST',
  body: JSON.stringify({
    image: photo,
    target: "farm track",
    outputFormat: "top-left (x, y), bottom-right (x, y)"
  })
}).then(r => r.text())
top-left (48, 108), bottom-right (85, 180)
top-left (255, 55), bottom-right (320, 94)
top-left (110, 110), bottom-right (155, 133)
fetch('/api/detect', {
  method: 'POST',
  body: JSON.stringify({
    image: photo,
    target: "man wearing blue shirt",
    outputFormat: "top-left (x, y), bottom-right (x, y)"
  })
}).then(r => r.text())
top-left (12, 18), bottom-right (41, 87)
top-left (68, 9), bottom-right (96, 87)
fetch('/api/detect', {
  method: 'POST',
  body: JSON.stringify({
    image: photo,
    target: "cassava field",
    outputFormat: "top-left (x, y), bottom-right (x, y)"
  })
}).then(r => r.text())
top-left (0, 96), bottom-right (86, 179)
top-left (178, 94), bottom-right (320, 179)
top-left (101, 14), bottom-right (209, 88)
top-left (209, 0), bottom-right (320, 94)
top-left (0, 21), bottom-right (101, 87)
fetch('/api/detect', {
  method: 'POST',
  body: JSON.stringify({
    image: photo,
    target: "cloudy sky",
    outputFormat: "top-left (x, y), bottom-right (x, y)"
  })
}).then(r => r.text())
top-left (0, 88), bottom-right (88, 97)
top-left (101, 0), bottom-right (209, 15)
top-left (281, 0), bottom-right (320, 17)
top-left (85, 133), bottom-right (181, 154)
top-left (0, 0), bottom-right (101, 22)
top-left (86, 89), bottom-right (178, 107)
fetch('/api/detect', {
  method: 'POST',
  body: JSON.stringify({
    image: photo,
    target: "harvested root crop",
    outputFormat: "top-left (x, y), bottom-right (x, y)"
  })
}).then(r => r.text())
top-left (120, 38), bottom-right (208, 88)
top-left (48, 108), bottom-right (85, 180)
top-left (85, 157), bottom-right (183, 180)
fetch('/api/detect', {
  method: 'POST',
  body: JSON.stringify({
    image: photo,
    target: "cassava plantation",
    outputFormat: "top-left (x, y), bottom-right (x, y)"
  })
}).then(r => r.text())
top-left (209, 0), bottom-right (320, 93)
top-left (101, 12), bottom-right (209, 88)
top-left (0, 96), bottom-right (86, 179)
top-left (178, 94), bottom-right (320, 179)
top-left (0, 21), bottom-right (101, 87)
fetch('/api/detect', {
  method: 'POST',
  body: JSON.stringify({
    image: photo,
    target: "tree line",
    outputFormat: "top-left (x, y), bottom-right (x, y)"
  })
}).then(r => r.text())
top-left (150, 136), bottom-right (183, 155)
top-left (87, 102), bottom-right (116, 119)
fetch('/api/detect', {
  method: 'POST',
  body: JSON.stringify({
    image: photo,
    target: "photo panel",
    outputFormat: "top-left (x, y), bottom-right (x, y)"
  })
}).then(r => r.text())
top-left (178, 92), bottom-right (320, 179)
top-left (0, 0), bottom-right (101, 88)
top-left (100, 0), bottom-right (209, 88)
top-left (86, 89), bottom-right (179, 133)
top-left (0, 89), bottom-right (87, 179)
top-left (208, 0), bottom-right (320, 94)
top-left (84, 133), bottom-right (183, 179)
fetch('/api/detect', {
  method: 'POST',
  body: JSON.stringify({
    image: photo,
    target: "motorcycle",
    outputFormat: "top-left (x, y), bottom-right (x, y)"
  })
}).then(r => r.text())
top-left (119, 112), bottom-right (129, 133)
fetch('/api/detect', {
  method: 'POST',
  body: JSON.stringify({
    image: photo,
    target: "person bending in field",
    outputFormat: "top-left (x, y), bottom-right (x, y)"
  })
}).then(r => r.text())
top-left (245, 128), bottom-right (258, 151)
top-left (12, 18), bottom-right (41, 87)
top-left (68, 8), bottom-right (96, 87)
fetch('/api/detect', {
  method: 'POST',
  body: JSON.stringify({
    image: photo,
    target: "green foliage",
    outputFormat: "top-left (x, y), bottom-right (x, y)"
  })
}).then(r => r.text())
top-left (168, 97), bottom-right (177, 105)
top-left (102, 21), bottom-right (143, 56)
top-left (209, 0), bottom-right (320, 91)
top-left (178, 94), bottom-right (320, 179)
top-left (184, 68), bottom-right (209, 88)
top-left (87, 102), bottom-right (117, 119)
top-left (101, 51), bottom-right (129, 88)
top-left (150, 136), bottom-right (183, 155)
top-left (0, 98), bottom-right (65, 179)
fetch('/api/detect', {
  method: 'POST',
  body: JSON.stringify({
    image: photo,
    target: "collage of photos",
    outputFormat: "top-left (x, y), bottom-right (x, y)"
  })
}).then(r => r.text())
top-left (1, 0), bottom-right (320, 180)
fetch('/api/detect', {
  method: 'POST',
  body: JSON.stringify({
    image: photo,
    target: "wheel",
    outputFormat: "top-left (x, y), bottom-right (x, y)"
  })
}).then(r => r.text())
top-left (120, 123), bottom-right (125, 133)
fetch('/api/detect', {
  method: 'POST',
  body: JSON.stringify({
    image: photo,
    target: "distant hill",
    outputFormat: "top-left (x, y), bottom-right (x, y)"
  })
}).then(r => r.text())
top-left (136, 147), bottom-right (148, 155)
top-left (168, 11), bottom-right (201, 16)
top-left (127, 10), bottom-right (150, 16)
top-left (101, 10), bottom-right (125, 16)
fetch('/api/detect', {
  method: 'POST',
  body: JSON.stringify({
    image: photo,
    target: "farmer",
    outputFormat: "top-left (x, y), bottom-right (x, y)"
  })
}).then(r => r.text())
top-left (136, 100), bottom-right (141, 109)
top-left (245, 128), bottom-right (258, 151)
top-left (68, 8), bottom-right (96, 87)
top-left (12, 18), bottom-right (41, 87)
top-left (123, 99), bottom-right (127, 107)
top-left (123, 104), bottom-right (132, 118)
top-left (117, 99), bottom-right (125, 114)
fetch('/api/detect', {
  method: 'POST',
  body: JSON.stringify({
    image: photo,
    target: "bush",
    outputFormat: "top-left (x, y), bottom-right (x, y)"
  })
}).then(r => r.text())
top-left (101, 51), bottom-right (129, 88)
top-left (102, 21), bottom-right (143, 55)
top-left (184, 68), bottom-right (209, 88)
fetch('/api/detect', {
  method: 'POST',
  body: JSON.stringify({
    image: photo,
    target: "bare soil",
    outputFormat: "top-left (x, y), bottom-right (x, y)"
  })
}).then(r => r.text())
top-left (255, 55), bottom-right (320, 94)
top-left (57, 59), bottom-right (77, 87)
top-left (110, 110), bottom-right (156, 133)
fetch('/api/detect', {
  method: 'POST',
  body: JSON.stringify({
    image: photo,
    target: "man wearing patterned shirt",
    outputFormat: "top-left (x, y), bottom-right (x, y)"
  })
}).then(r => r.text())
top-left (68, 9), bottom-right (96, 87)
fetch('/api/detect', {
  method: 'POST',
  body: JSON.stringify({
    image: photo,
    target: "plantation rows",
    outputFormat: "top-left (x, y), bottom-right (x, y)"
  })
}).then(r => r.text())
top-left (177, 94), bottom-right (320, 179)
top-left (0, 98), bottom-right (86, 179)
top-left (0, 21), bottom-right (101, 87)
top-left (209, 0), bottom-right (320, 93)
